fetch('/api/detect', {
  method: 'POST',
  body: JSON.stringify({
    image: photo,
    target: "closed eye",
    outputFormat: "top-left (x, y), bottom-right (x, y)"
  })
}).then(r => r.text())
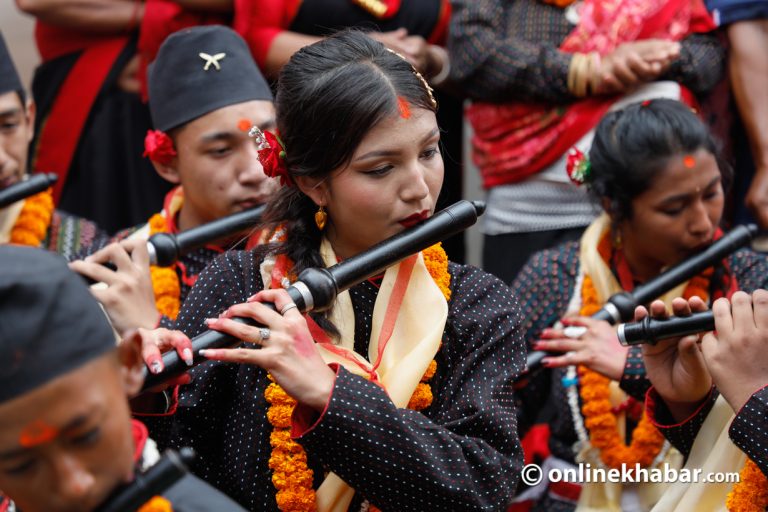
top-left (420, 147), bottom-right (439, 160)
top-left (70, 428), bottom-right (100, 447)
top-left (3, 459), bottom-right (35, 476)
top-left (362, 164), bottom-right (394, 176)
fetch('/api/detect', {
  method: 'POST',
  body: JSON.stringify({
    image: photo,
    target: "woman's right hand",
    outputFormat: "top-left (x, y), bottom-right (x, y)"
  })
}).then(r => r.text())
top-left (124, 328), bottom-right (192, 412)
top-left (200, 289), bottom-right (336, 412)
top-left (639, 296), bottom-right (712, 421)
top-left (129, 326), bottom-right (194, 377)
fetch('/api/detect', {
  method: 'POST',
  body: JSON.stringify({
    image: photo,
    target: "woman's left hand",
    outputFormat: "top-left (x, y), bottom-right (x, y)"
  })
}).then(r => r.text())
top-left (200, 288), bottom-right (336, 411)
top-left (534, 317), bottom-right (629, 380)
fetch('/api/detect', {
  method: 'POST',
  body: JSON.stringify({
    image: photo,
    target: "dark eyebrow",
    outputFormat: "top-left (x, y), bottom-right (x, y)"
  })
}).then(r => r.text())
top-left (200, 131), bottom-right (237, 144)
top-left (353, 127), bottom-right (440, 162)
top-left (0, 108), bottom-right (22, 118)
top-left (658, 176), bottom-right (721, 205)
top-left (0, 415), bottom-right (90, 460)
top-left (258, 119), bottom-right (277, 131)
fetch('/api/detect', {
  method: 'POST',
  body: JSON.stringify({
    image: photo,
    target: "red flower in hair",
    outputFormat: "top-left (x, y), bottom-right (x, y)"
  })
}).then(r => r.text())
top-left (143, 130), bottom-right (177, 165)
top-left (566, 147), bottom-right (591, 186)
top-left (257, 130), bottom-right (293, 187)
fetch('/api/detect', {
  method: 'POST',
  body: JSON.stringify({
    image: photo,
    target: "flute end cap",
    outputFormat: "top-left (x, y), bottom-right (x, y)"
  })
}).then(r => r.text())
top-left (471, 200), bottom-right (486, 216)
top-left (43, 173), bottom-right (58, 186)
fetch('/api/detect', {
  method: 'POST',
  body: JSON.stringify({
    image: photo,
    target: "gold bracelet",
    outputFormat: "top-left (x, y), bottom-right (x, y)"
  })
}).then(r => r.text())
top-left (570, 53), bottom-right (589, 98)
top-left (567, 53), bottom-right (583, 97)
top-left (586, 52), bottom-right (601, 96)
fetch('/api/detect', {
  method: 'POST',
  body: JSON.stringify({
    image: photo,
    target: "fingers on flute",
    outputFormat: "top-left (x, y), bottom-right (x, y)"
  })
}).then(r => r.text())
top-left (199, 347), bottom-right (269, 365)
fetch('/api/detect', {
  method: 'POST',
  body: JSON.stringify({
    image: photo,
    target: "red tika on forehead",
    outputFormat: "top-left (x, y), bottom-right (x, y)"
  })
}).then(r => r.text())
top-left (19, 420), bottom-right (58, 448)
top-left (397, 96), bottom-right (411, 119)
top-left (237, 119), bottom-right (252, 132)
top-left (683, 155), bottom-right (696, 169)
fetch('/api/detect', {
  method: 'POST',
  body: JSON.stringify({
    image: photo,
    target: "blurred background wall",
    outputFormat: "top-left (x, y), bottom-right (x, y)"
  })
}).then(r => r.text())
top-left (1, 5), bottom-right (39, 90)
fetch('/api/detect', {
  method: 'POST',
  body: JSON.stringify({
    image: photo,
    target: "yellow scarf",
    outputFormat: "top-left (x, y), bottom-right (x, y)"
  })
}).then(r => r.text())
top-left (571, 214), bottom-right (683, 511)
top-left (259, 239), bottom-right (450, 511)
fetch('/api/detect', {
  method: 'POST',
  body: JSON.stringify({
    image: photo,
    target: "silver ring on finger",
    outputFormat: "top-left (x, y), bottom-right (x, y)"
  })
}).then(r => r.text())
top-left (563, 326), bottom-right (587, 339)
top-left (565, 351), bottom-right (576, 362)
top-left (258, 327), bottom-right (271, 343)
top-left (280, 302), bottom-right (299, 315)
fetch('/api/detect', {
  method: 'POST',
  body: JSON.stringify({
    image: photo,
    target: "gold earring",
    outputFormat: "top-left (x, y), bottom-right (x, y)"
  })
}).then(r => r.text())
top-left (314, 206), bottom-right (327, 230)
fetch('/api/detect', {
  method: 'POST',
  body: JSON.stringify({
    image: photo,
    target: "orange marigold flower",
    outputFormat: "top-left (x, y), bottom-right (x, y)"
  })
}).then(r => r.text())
top-left (421, 360), bottom-right (437, 381)
top-left (272, 468), bottom-right (314, 489)
top-left (275, 489), bottom-right (316, 512)
top-left (138, 496), bottom-right (173, 512)
top-left (727, 460), bottom-right (768, 511)
top-left (267, 404), bottom-right (294, 428)
top-left (265, 383), bottom-right (297, 406)
top-left (147, 213), bottom-right (181, 319)
top-left (10, 189), bottom-right (54, 248)
top-left (269, 451), bottom-right (308, 473)
top-left (407, 383), bottom-right (433, 410)
top-left (578, 271), bottom-right (665, 469)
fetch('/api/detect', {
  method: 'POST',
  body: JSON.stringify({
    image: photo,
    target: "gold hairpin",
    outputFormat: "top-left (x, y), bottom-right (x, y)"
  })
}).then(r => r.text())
top-left (385, 48), bottom-right (437, 109)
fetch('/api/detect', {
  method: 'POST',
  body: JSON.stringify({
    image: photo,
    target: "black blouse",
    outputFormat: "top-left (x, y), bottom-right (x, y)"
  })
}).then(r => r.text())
top-left (144, 249), bottom-right (526, 511)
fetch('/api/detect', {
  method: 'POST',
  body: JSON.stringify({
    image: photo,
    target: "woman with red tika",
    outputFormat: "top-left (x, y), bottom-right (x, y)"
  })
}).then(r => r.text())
top-left (449, 0), bottom-right (725, 284)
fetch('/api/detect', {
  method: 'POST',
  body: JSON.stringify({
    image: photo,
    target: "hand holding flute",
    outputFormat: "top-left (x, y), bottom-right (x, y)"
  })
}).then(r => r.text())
top-left (635, 289), bottom-right (768, 420)
top-left (634, 296), bottom-right (712, 423)
top-left (532, 317), bottom-right (628, 380)
top-left (70, 238), bottom-right (161, 335)
top-left (132, 199), bottom-right (484, 398)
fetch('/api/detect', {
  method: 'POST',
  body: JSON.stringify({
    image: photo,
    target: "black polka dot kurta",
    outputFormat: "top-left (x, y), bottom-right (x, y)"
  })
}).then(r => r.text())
top-left (648, 376), bottom-right (768, 478)
top-left (143, 250), bottom-right (526, 511)
top-left (510, 242), bottom-right (768, 509)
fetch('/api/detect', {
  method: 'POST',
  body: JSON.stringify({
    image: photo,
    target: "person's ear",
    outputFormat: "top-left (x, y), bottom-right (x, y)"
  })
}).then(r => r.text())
top-left (117, 330), bottom-right (146, 397)
top-left (23, 99), bottom-right (35, 144)
top-left (151, 159), bottom-right (181, 185)
top-left (293, 175), bottom-right (328, 208)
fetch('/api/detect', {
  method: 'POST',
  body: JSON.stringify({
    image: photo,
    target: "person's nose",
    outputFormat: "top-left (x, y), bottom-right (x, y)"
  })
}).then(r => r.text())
top-left (400, 160), bottom-right (431, 203)
top-left (688, 199), bottom-right (714, 238)
top-left (0, 136), bottom-right (10, 173)
top-left (51, 453), bottom-right (96, 503)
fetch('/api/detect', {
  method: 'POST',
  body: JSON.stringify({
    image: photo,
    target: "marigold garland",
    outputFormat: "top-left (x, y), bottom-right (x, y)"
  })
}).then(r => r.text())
top-left (577, 274), bottom-right (666, 470)
top-left (726, 459), bottom-right (768, 511)
top-left (9, 189), bottom-right (54, 247)
top-left (137, 496), bottom-right (173, 512)
top-left (148, 213), bottom-right (181, 319)
top-left (265, 242), bottom-right (451, 511)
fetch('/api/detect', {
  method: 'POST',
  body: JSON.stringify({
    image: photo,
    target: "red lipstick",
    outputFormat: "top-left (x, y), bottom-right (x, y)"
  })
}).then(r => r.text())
top-left (399, 210), bottom-right (429, 228)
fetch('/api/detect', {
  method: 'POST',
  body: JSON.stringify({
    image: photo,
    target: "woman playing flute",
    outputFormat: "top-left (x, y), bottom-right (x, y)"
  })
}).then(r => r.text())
top-left (134, 30), bottom-right (525, 511)
top-left (510, 98), bottom-right (768, 510)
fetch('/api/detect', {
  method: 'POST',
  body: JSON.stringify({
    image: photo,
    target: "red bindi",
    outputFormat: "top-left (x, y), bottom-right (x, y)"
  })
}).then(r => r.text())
top-left (683, 155), bottom-right (696, 169)
top-left (237, 119), bottom-right (252, 132)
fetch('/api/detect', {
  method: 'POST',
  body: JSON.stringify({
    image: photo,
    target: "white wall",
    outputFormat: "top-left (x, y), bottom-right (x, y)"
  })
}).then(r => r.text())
top-left (1, 5), bottom-right (40, 91)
